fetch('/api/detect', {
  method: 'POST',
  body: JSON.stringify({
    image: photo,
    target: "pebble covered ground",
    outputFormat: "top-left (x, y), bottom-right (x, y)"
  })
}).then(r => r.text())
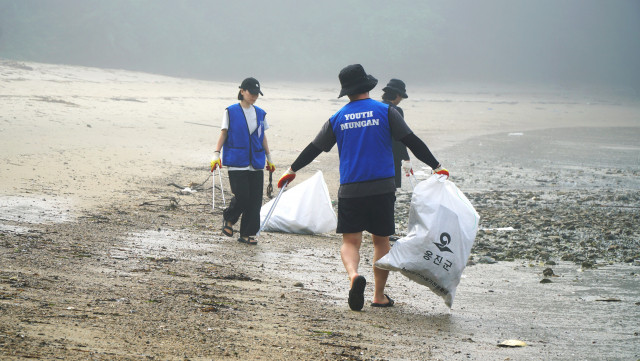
top-left (394, 187), bottom-right (640, 267)
top-left (395, 126), bottom-right (640, 268)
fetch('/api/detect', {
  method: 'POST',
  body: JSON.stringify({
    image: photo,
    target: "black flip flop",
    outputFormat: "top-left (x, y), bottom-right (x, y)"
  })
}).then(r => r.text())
top-left (348, 275), bottom-right (366, 311)
top-left (222, 220), bottom-right (233, 237)
top-left (237, 236), bottom-right (257, 246)
top-left (371, 294), bottom-right (395, 308)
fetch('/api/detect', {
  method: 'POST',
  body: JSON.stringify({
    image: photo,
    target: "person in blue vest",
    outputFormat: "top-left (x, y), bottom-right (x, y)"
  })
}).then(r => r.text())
top-left (277, 64), bottom-right (449, 311)
top-left (381, 79), bottom-right (412, 189)
top-left (210, 77), bottom-right (276, 246)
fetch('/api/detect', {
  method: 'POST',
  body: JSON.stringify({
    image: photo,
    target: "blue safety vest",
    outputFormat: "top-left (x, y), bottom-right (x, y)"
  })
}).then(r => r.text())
top-left (222, 103), bottom-right (266, 169)
top-left (329, 99), bottom-right (395, 184)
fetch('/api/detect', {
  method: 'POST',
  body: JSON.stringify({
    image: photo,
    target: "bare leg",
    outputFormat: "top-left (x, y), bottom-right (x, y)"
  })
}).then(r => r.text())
top-left (371, 234), bottom-right (391, 305)
top-left (341, 232), bottom-right (363, 285)
top-left (342, 232), bottom-right (367, 310)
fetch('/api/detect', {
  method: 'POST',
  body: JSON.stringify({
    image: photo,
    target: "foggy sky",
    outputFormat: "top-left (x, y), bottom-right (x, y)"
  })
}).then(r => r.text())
top-left (1, 0), bottom-right (639, 91)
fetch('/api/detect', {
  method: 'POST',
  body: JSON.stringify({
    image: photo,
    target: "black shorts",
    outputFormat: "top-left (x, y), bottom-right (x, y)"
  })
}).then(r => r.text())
top-left (336, 192), bottom-right (396, 236)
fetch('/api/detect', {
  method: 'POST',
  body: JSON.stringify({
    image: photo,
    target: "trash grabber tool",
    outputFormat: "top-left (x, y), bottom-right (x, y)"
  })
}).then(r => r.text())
top-left (407, 160), bottom-right (419, 190)
top-left (266, 171), bottom-right (274, 198)
top-left (411, 173), bottom-right (419, 188)
top-left (257, 181), bottom-right (287, 236)
top-left (211, 171), bottom-right (216, 211)
top-left (217, 168), bottom-right (226, 206)
top-left (407, 172), bottom-right (416, 190)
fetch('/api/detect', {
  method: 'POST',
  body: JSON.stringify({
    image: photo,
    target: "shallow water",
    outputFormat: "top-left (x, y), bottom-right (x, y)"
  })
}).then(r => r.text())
top-left (0, 195), bottom-right (74, 223)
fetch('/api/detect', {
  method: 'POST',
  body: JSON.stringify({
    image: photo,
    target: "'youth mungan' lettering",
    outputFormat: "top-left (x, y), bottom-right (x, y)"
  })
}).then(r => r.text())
top-left (344, 111), bottom-right (374, 120)
top-left (340, 111), bottom-right (379, 131)
top-left (340, 118), bottom-right (380, 131)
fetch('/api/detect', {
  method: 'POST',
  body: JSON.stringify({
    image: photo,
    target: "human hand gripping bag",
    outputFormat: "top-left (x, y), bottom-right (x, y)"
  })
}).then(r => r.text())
top-left (375, 174), bottom-right (479, 308)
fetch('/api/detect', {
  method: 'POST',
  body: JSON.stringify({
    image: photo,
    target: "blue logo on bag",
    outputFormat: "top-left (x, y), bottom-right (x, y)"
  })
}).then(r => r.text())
top-left (434, 232), bottom-right (453, 253)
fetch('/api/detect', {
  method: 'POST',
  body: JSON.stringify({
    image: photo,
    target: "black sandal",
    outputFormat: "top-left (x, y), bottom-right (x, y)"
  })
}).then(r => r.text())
top-left (348, 275), bottom-right (366, 311)
top-left (237, 236), bottom-right (257, 246)
top-left (371, 294), bottom-right (395, 308)
top-left (222, 220), bottom-right (233, 237)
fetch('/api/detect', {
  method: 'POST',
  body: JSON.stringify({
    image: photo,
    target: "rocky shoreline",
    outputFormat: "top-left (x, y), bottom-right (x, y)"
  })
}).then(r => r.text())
top-left (395, 187), bottom-right (640, 268)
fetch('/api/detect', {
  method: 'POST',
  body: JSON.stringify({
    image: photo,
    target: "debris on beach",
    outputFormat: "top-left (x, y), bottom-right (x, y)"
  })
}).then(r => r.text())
top-left (498, 339), bottom-right (527, 347)
top-left (180, 187), bottom-right (197, 195)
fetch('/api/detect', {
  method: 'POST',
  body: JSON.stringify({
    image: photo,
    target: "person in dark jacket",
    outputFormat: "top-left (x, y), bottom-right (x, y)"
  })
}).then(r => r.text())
top-left (382, 79), bottom-right (412, 189)
top-left (210, 77), bottom-right (276, 246)
top-left (277, 64), bottom-right (449, 311)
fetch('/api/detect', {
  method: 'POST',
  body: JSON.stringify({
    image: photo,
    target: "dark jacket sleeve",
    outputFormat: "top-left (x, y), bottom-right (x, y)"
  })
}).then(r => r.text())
top-left (291, 142), bottom-right (323, 172)
top-left (400, 133), bottom-right (440, 169)
top-left (393, 106), bottom-right (410, 159)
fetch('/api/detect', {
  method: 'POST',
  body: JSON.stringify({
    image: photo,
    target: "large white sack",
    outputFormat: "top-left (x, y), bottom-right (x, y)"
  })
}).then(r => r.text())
top-left (260, 171), bottom-right (337, 234)
top-left (375, 174), bottom-right (479, 308)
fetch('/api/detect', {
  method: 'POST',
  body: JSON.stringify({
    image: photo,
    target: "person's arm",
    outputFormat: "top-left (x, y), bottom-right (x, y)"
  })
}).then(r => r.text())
top-left (214, 129), bottom-right (227, 153)
top-left (291, 143), bottom-right (323, 172)
top-left (215, 109), bottom-right (230, 153)
top-left (263, 135), bottom-right (276, 172)
top-left (399, 143), bottom-right (410, 161)
top-left (400, 133), bottom-right (448, 178)
top-left (211, 109), bottom-right (230, 171)
top-left (399, 133), bottom-right (439, 169)
top-left (278, 120), bottom-right (334, 187)
top-left (395, 108), bottom-right (410, 161)
top-left (210, 129), bottom-right (227, 171)
top-left (388, 106), bottom-right (442, 170)
top-left (277, 142), bottom-right (323, 187)
top-left (292, 119), bottom-right (335, 171)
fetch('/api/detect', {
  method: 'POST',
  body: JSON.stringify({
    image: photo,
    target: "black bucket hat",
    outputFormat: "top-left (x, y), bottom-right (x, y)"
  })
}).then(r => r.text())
top-left (382, 78), bottom-right (408, 98)
top-left (239, 77), bottom-right (263, 95)
top-left (338, 64), bottom-right (378, 98)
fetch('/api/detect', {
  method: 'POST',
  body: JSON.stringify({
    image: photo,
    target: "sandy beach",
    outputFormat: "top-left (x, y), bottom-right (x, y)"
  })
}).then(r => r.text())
top-left (1, 60), bottom-right (639, 360)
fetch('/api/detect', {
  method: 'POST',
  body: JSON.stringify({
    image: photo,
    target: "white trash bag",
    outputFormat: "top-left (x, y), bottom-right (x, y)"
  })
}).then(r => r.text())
top-left (260, 171), bottom-right (337, 234)
top-left (375, 174), bottom-right (479, 308)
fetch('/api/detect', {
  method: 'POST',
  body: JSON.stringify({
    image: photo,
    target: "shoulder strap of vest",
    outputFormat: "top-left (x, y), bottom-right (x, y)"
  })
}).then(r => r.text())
top-left (226, 103), bottom-right (242, 111)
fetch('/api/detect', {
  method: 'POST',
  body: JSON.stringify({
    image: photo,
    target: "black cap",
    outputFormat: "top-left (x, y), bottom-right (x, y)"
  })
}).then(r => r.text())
top-left (337, 64), bottom-right (378, 98)
top-left (382, 79), bottom-right (408, 98)
top-left (239, 77), bottom-right (263, 96)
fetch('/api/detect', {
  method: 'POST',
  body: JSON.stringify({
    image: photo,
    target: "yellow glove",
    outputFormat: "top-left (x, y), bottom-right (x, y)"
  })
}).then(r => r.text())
top-left (433, 164), bottom-right (449, 179)
top-left (278, 167), bottom-right (296, 188)
top-left (265, 153), bottom-right (276, 173)
top-left (210, 151), bottom-right (221, 172)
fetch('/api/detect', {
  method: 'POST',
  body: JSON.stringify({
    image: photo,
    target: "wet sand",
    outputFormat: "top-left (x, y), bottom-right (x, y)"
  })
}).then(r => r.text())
top-left (1, 60), bottom-right (639, 360)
